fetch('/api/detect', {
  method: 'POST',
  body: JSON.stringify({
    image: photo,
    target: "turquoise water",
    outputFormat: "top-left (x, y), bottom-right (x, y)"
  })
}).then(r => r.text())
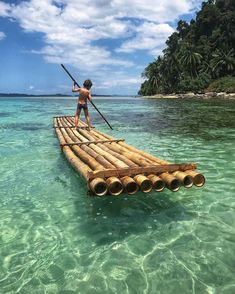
top-left (0, 97), bottom-right (235, 294)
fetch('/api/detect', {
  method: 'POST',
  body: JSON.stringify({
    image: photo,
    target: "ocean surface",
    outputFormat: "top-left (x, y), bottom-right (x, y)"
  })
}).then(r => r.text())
top-left (0, 96), bottom-right (235, 294)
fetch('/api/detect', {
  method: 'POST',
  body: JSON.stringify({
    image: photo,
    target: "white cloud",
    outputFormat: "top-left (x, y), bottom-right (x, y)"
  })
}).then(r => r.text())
top-left (91, 69), bottom-right (143, 91)
top-left (112, 0), bottom-right (193, 22)
top-left (0, 0), bottom-right (203, 90)
top-left (0, 31), bottom-right (5, 40)
top-left (29, 85), bottom-right (34, 90)
top-left (117, 23), bottom-right (174, 55)
top-left (0, 1), bottom-right (10, 16)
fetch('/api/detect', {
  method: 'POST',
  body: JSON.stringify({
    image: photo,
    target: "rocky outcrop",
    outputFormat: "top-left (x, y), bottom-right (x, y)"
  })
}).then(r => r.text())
top-left (143, 92), bottom-right (235, 99)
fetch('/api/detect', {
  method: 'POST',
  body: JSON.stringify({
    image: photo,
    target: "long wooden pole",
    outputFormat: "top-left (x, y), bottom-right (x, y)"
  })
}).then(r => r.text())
top-left (61, 64), bottom-right (113, 130)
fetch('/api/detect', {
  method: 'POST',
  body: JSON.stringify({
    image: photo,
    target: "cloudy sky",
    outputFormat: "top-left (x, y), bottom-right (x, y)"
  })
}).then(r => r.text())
top-left (0, 0), bottom-right (203, 95)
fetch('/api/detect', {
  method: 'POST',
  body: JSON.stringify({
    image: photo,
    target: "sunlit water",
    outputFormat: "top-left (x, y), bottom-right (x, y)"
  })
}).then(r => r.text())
top-left (0, 97), bottom-right (235, 294)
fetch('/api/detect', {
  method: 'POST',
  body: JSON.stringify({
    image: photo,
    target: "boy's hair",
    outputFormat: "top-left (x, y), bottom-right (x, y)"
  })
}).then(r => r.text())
top-left (83, 79), bottom-right (92, 89)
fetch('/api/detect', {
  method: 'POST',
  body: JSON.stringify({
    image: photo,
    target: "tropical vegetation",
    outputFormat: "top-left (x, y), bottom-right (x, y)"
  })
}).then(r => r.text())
top-left (139, 0), bottom-right (235, 95)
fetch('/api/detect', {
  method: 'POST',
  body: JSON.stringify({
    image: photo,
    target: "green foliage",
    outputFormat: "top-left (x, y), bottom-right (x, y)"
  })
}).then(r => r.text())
top-left (139, 0), bottom-right (235, 95)
top-left (206, 76), bottom-right (235, 93)
top-left (178, 73), bottom-right (212, 93)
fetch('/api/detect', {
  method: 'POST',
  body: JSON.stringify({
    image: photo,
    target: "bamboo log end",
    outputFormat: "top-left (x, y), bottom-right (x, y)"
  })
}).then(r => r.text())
top-left (89, 178), bottom-right (108, 196)
top-left (148, 174), bottom-right (165, 192)
top-left (106, 177), bottom-right (123, 196)
top-left (121, 176), bottom-right (139, 195)
top-left (185, 170), bottom-right (205, 187)
top-left (173, 171), bottom-right (193, 188)
top-left (133, 175), bottom-right (152, 193)
top-left (160, 173), bottom-right (181, 192)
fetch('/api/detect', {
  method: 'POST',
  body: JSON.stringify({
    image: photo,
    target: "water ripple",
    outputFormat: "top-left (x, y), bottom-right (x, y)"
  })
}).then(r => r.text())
top-left (0, 97), bottom-right (235, 293)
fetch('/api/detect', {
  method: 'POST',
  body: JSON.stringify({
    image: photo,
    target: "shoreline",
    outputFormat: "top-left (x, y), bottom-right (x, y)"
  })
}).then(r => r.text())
top-left (142, 92), bottom-right (235, 100)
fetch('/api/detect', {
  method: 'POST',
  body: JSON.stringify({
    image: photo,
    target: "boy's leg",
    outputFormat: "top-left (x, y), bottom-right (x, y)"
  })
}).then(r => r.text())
top-left (84, 108), bottom-right (91, 131)
top-left (75, 106), bottom-right (81, 128)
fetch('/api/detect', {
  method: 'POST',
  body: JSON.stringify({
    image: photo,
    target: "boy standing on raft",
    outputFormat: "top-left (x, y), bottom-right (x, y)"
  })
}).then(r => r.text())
top-left (72, 79), bottom-right (92, 131)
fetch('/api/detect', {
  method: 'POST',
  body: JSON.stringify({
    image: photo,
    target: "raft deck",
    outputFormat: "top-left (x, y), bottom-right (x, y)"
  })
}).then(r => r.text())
top-left (54, 116), bottom-right (205, 196)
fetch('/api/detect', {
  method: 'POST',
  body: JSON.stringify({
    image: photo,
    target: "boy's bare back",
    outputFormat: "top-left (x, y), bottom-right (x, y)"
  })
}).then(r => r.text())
top-left (78, 88), bottom-right (90, 104)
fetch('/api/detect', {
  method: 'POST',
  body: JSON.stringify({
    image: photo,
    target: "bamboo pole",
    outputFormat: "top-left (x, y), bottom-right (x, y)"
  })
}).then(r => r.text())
top-left (54, 124), bottom-right (107, 196)
top-left (87, 126), bottom-right (178, 191)
top-left (147, 174), bottom-right (165, 192)
top-left (65, 117), bottom-right (138, 167)
top-left (133, 175), bottom-right (152, 193)
top-left (66, 117), bottom-right (153, 193)
top-left (59, 118), bottom-right (115, 169)
top-left (60, 117), bottom-right (139, 195)
top-left (184, 170), bottom-right (205, 187)
top-left (58, 118), bottom-right (124, 196)
top-left (106, 177), bottom-right (123, 196)
top-left (88, 127), bottom-right (201, 189)
top-left (64, 117), bottom-right (205, 191)
top-left (74, 122), bottom-right (179, 191)
top-left (68, 118), bottom-right (154, 192)
top-left (117, 139), bottom-right (203, 187)
top-left (62, 118), bottom-right (128, 169)
top-left (121, 176), bottom-right (139, 195)
top-left (57, 119), bottom-right (105, 171)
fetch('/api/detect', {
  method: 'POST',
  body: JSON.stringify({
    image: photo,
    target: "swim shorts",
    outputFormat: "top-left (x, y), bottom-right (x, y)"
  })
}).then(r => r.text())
top-left (77, 103), bottom-right (88, 110)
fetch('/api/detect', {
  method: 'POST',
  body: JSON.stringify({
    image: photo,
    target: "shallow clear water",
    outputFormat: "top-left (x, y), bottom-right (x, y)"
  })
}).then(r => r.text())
top-left (0, 97), bottom-right (235, 294)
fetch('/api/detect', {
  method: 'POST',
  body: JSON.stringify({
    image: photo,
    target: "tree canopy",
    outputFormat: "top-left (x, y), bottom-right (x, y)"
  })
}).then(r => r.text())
top-left (139, 0), bottom-right (235, 95)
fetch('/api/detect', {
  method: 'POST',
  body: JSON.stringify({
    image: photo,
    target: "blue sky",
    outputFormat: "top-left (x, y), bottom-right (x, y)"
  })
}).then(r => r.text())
top-left (0, 0), bottom-right (203, 95)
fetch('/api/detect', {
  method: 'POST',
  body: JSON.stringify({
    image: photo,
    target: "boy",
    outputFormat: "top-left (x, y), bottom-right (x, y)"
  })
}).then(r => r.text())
top-left (72, 79), bottom-right (92, 131)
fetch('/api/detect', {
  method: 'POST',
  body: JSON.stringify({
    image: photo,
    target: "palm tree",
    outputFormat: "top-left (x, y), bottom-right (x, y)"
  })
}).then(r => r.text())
top-left (142, 58), bottom-right (163, 94)
top-left (179, 43), bottom-right (203, 78)
top-left (211, 48), bottom-right (235, 77)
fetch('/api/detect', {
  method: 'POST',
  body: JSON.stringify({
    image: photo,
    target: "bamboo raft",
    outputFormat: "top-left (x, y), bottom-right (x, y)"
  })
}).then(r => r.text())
top-left (53, 116), bottom-right (205, 196)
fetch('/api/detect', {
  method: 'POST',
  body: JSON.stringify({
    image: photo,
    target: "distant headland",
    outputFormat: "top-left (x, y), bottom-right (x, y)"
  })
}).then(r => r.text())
top-left (0, 93), bottom-right (71, 97)
top-left (0, 93), bottom-right (133, 98)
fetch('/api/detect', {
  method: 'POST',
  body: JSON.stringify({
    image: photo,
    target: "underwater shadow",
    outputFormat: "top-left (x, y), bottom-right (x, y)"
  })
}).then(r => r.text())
top-left (54, 138), bottom-right (193, 247)
top-left (72, 186), bottom-right (191, 246)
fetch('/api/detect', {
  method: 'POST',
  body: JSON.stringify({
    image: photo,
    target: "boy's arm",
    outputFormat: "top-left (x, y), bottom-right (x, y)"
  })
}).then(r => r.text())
top-left (72, 82), bottom-right (80, 92)
top-left (88, 93), bottom-right (92, 101)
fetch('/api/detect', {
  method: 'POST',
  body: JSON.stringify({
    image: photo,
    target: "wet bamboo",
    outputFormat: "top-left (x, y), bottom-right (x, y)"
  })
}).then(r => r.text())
top-left (67, 118), bottom-right (181, 191)
top-left (67, 119), bottom-right (153, 193)
top-left (57, 118), bottom-right (104, 171)
top-left (89, 127), bottom-right (196, 188)
top-left (55, 125), bottom-right (107, 196)
top-left (62, 118), bottom-right (128, 195)
top-left (62, 117), bottom-right (128, 169)
top-left (61, 119), bottom-right (126, 196)
top-left (59, 118), bottom-right (115, 169)
top-left (64, 118), bottom-right (141, 194)
top-left (67, 117), bottom-right (204, 188)
top-left (66, 117), bottom-right (138, 168)
top-left (85, 125), bottom-right (181, 191)
top-left (116, 138), bottom-right (202, 187)
top-left (65, 116), bottom-right (152, 192)
top-left (133, 174), bottom-right (152, 193)
top-left (58, 118), bottom-right (124, 196)
top-left (84, 126), bottom-right (178, 192)
top-left (121, 176), bottom-right (139, 195)
top-left (66, 118), bottom-right (142, 194)
top-left (184, 170), bottom-right (205, 187)
top-left (147, 174), bottom-right (165, 192)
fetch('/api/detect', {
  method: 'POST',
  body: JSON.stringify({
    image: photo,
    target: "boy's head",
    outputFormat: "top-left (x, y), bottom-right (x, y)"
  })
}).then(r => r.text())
top-left (83, 79), bottom-right (92, 89)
